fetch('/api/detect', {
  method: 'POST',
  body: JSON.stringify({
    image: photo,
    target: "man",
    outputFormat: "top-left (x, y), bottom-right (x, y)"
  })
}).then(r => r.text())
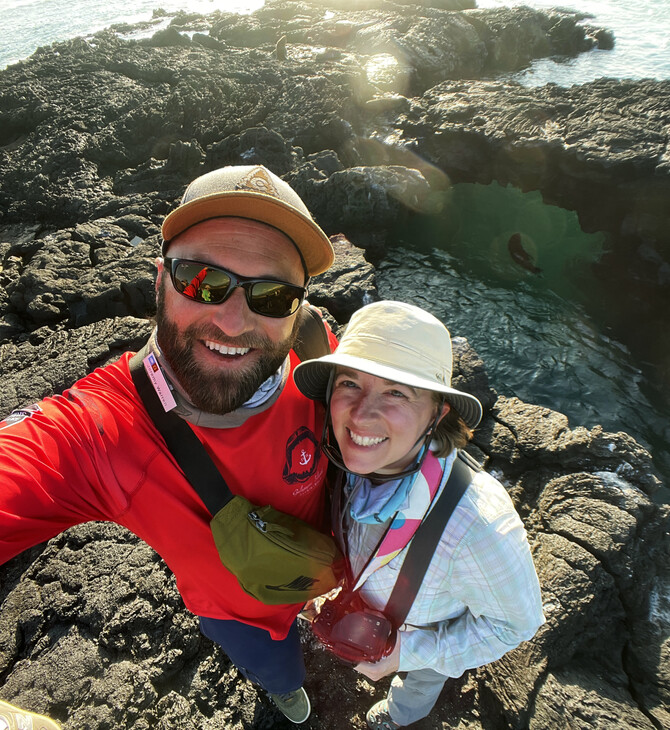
top-left (0, 165), bottom-right (337, 725)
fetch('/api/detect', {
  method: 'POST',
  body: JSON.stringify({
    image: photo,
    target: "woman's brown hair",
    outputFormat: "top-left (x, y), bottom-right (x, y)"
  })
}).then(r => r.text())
top-left (430, 393), bottom-right (474, 457)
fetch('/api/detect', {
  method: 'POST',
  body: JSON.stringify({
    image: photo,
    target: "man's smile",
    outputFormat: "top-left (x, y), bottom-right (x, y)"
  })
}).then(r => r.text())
top-left (204, 340), bottom-right (251, 357)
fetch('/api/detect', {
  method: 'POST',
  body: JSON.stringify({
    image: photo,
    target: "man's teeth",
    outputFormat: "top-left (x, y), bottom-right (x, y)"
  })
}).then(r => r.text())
top-left (205, 341), bottom-right (250, 356)
top-left (349, 430), bottom-right (387, 447)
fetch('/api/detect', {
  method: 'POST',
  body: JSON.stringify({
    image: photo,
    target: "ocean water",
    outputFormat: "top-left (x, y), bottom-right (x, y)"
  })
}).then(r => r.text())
top-left (2, 0), bottom-right (670, 81)
top-left (1, 0), bottom-right (669, 493)
top-left (0, 0), bottom-right (264, 69)
top-left (477, 0), bottom-right (670, 85)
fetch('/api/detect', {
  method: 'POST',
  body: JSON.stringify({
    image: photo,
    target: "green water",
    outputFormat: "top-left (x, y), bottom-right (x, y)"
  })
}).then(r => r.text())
top-left (377, 182), bottom-right (670, 500)
top-left (411, 182), bottom-right (606, 301)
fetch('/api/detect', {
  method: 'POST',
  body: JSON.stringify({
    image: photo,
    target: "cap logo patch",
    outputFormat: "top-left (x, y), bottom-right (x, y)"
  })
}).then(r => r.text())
top-left (236, 166), bottom-right (280, 198)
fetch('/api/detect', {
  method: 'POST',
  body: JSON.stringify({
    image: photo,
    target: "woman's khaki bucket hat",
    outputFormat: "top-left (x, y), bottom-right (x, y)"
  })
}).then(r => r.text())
top-left (294, 300), bottom-right (483, 429)
top-left (161, 165), bottom-right (334, 276)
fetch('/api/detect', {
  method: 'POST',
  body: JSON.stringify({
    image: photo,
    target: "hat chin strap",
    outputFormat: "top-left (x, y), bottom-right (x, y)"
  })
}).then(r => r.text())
top-left (320, 384), bottom-right (445, 482)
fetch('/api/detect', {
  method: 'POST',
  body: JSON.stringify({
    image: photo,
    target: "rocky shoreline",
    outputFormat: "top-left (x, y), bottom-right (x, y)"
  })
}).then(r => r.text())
top-left (0, 1), bottom-right (668, 728)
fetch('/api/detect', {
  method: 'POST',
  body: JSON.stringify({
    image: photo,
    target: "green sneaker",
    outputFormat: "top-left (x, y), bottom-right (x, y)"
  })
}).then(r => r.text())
top-left (269, 686), bottom-right (311, 724)
top-left (366, 699), bottom-right (402, 730)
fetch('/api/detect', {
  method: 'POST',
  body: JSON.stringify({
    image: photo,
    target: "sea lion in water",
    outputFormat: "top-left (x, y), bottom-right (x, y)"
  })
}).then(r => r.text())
top-left (508, 233), bottom-right (542, 274)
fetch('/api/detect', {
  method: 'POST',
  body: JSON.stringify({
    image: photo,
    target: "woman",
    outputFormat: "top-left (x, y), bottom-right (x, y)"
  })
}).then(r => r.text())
top-left (294, 301), bottom-right (544, 730)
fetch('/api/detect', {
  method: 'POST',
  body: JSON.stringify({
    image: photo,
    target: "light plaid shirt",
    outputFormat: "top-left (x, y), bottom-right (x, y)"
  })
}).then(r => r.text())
top-left (342, 462), bottom-right (545, 676)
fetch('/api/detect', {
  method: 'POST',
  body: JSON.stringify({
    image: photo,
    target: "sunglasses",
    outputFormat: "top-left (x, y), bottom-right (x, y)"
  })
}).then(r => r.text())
top-left (164, 257), bottom-right (307, 318)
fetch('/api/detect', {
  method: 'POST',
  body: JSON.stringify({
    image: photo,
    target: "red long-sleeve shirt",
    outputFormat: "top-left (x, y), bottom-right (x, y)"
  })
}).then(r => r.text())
top-left (0, 348), bottom-right (332, 639)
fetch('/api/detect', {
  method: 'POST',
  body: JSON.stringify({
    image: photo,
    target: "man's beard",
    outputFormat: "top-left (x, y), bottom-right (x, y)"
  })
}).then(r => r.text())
top-left (155, 283), bottom-right (298, 414)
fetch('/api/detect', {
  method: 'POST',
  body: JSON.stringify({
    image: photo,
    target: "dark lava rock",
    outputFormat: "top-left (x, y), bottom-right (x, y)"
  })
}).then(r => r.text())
top-left (0, 2), bottom-right (668, 728)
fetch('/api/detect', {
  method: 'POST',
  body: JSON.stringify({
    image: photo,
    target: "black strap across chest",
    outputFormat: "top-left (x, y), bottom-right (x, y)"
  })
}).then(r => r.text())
top-left (384, 453), bottom-right (474, 628)
top-left (129, 343), bottom-right (236, 514)
top-left (335, 452), bottom-right (475, 628)
top-left (128, 305), bottom-right (331, 516)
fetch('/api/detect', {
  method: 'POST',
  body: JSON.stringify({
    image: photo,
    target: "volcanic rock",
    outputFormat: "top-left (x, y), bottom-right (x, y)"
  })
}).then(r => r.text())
top-left (0, 2), bottom-right (668, 729)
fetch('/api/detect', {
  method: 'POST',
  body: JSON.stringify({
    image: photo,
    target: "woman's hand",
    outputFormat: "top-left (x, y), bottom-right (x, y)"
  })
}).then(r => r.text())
top-left (299, 599), bottom-right (320, 623)
top-left (354, 637), bottom-right (401, 681)
top-left (299, 585), bottom-right (344, 622)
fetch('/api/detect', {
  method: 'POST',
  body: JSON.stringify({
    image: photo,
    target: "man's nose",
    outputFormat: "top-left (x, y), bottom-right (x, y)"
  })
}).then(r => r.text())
top-left (209, 286), bottom-right (255, 337)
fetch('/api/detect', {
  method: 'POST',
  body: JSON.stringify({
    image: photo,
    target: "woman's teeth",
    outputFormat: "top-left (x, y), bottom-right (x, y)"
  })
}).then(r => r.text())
top-left (348, 430), bottom-right (387, 447)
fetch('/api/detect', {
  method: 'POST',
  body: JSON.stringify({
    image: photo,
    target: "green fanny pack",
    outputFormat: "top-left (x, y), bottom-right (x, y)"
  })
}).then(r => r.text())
top-left (210, 496), bottom-right (342, 605)
top-left (129, 310), bottom-right (340, 607)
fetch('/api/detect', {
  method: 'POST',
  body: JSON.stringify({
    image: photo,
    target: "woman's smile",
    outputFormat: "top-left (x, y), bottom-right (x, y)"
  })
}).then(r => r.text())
top-left (347, 429), bottom-right (388, 447)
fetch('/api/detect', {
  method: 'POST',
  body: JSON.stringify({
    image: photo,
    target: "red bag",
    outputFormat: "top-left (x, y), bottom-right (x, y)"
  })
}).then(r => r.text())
top-left (311, 592), bottom-right (396, 664)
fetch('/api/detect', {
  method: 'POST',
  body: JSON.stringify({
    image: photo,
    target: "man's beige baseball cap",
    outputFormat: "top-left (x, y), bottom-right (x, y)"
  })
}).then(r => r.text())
top-left (161, 165), bottom-right (334, 276)
top-left (294, 300), bottom-right (483, 429)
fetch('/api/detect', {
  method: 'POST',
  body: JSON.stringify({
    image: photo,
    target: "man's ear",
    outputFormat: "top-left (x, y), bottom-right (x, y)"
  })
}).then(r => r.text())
top-left (155, 257), bottom-right (164, 294)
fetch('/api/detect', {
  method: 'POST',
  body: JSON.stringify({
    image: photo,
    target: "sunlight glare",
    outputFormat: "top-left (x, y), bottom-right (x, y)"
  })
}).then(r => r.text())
top-left (365, 53), bottom-right (400, 84)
